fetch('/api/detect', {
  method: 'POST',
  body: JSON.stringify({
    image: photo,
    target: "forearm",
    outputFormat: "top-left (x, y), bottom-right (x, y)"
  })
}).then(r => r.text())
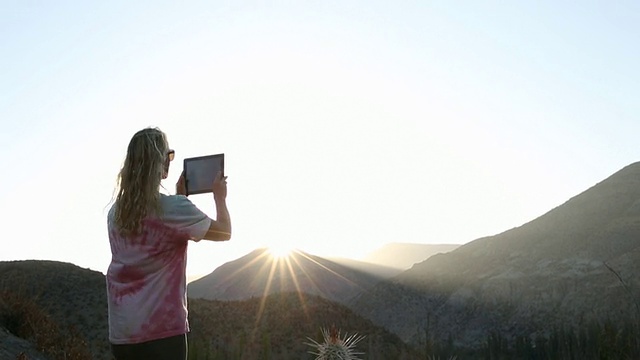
top-left (204, 172), bottom-right (231, 241)
top-left (214, 197), bottom-right (231, 234)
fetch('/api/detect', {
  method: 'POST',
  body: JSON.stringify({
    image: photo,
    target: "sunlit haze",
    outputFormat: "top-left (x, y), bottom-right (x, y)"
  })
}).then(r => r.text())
top-left (268, 245), bottom-right (295, 260)
top-left (1, 2), bottom-right (639, 280)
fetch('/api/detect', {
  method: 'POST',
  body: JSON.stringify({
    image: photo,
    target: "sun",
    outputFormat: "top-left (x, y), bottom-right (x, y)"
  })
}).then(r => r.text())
top-left (268, 245), bottom-right (295, 259)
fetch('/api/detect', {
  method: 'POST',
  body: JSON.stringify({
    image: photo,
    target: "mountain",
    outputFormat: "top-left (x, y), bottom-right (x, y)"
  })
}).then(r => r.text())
top-left (361, 243), bottom-right (460, 269)
top-left (352, 162), bottom-right (640, 355)
top-left (188, 248), bottom-right (399, 304)
top-left (0, 260), bottom-right (419, 359)
top-left (323, 256), bottom-right (403, 278)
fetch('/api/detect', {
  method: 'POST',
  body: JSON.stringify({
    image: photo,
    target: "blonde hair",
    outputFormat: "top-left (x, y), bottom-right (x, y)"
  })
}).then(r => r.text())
top-left (113, 127), bottom-right (169, 234)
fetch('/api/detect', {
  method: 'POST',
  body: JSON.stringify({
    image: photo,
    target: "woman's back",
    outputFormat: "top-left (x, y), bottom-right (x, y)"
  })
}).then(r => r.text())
top-left (106, 194), bottom-right (210, 344)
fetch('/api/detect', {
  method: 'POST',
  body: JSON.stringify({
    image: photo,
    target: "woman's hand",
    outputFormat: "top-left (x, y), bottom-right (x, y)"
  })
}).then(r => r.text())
top-left (176, 171), bottom-right (187, 196)
top-left (212, 171), bottom-right (227, 201)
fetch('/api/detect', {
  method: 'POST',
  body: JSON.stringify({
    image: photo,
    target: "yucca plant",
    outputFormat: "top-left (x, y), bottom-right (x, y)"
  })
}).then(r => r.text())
top-left (306, 325), bottom-right (365, 360)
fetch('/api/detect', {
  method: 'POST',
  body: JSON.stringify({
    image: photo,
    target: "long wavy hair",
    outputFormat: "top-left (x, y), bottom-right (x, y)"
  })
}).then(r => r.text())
top-left (113, 127), bottom-right (169, 234)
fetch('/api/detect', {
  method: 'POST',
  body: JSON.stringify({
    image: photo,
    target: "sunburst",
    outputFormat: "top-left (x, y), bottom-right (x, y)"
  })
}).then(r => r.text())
top-left (267, 244), bottom-right (295, 259)
top-left (251, 247), bottom-right (303, 330)
top-left (250, 247), bottom-right (362, 350)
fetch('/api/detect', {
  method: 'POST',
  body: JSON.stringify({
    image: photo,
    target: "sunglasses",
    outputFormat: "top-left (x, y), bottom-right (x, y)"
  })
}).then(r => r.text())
top-left (167, 149), bottom-right (175, 162)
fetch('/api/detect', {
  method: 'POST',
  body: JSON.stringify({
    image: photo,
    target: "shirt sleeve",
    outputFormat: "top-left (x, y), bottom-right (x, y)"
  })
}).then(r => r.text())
top-left (161, 195), bottom-right (212, 241)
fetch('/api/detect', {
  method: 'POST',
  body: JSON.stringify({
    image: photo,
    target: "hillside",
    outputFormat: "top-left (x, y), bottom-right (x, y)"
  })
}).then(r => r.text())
top-left (352, 162), bottom-right (640, 356)
top-left (188, 248), bottom-right (398, 304)
top-left (0, 260), bottom-right (109, 360)
top-left (188, 293), bottom-right (419, 359)
top-left (0, 260), bottom-right (419, 359)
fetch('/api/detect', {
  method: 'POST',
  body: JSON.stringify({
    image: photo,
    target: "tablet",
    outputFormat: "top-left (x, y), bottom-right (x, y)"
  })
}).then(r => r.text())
top-left (183, 153), bottom-right (225, 196)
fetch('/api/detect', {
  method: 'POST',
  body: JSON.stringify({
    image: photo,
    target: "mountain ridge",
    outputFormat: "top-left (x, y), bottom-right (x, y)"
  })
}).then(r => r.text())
top-left (352, 161), bottom-right (640, 351)
top-left (188, 248), bottom-right (399, 304)
top-left (361, 242), bottom-right (460, 270)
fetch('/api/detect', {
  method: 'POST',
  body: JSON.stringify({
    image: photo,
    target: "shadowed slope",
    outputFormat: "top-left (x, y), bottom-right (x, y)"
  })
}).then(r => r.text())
top-left (353, 162), bottom-right (640, 351)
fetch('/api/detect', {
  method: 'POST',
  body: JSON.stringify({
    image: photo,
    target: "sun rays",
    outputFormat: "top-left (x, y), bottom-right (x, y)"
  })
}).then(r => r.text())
top-left (251, 248), bottom-right (312, 339)
top-left (219, 247), bottom-right (367, 344)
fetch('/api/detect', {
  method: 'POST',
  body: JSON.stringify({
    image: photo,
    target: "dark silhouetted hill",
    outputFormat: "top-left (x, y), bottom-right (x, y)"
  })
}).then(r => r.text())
top-left (0, 260), bottom-right (108, 359)
top-left (0, 259), bottom-right (419, 359)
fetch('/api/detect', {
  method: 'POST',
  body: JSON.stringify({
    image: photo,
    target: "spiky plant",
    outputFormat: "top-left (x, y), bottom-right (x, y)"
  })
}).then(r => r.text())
top-left (306, 325), bottom-right (365, 360)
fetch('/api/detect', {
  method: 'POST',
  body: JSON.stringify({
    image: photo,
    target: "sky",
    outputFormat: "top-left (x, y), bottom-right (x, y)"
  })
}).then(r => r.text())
top-left (1, 1), bottom-right (639, 280)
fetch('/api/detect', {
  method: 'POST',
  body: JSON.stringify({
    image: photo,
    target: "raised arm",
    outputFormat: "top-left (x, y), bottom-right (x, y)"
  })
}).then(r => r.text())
top-left (202, 171), bottom-right (231, 241)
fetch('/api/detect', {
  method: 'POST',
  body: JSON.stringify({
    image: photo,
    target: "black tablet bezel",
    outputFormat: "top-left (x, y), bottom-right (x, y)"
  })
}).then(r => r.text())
top-left (183, 153), bottom-right (225, 196)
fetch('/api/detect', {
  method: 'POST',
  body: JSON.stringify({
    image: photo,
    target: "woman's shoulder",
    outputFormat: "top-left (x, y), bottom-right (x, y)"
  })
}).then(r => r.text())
top-left (159, 194), bottom-right (199, 214)
top-left (160, 193), bottom-right (191, 206)
top-left (158, 194), bottom-right (208, 224)
top-left (107, 202), bottom-right (117, 221)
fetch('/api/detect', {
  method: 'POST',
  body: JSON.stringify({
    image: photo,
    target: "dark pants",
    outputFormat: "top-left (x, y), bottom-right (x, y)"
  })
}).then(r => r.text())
top-left (111, 334), bottom-right (187, 360)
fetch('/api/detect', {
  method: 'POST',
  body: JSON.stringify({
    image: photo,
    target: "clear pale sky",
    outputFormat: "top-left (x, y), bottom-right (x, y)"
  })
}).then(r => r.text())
top-left (1, 1), bottom-right (639, 280)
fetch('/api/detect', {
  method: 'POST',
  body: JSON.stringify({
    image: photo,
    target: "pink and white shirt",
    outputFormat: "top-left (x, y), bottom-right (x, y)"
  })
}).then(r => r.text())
top-left (106, 194), bottom-right (211, 344)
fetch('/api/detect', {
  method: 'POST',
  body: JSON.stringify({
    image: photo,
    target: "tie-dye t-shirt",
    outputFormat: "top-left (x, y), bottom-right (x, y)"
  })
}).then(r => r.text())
top-left (106, 194), bottom-right (211, 344)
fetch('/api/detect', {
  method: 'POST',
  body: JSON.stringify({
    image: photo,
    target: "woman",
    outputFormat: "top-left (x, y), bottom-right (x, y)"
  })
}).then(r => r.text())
top-left (106, 127), bottom-right (231, 360)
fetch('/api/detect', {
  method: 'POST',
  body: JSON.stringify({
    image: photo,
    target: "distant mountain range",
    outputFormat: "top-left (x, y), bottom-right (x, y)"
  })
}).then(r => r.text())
top-left (188, 248), bottom-right (401, 304)
top-left (361, 242), bottom-right (460, 269)
top-left (187, 243), bottom-right (459, 305)
top-left (352, 162), bottom-right (640, 353)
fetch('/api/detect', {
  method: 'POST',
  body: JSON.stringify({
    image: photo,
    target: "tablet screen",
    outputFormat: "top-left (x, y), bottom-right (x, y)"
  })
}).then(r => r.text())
top-left (184, 153), bottom-right (224, 196)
